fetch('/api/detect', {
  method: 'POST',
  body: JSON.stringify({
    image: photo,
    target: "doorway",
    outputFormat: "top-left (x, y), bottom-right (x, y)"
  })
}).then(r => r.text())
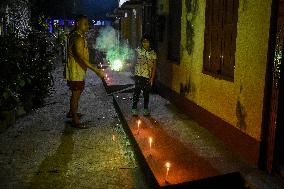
top-left (264, 0), bottom-right (284, 176)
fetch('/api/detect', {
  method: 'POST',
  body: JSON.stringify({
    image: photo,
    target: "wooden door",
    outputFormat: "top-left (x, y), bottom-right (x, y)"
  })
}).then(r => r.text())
top-left (266, 0), bottom-right (284, 173)
top-left (203, 0), bottom-right (238, 78)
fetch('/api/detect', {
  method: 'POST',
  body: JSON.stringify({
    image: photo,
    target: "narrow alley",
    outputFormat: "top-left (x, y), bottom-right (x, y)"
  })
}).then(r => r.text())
top-left (2, 0), bottom-right (284, 188)
top-left (0, 65), bottom-right (148, 188)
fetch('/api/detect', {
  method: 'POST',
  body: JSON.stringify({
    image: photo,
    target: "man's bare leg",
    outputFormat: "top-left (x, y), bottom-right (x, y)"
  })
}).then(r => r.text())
top-left (70, 90), bottom-right (82, 124)
top-left (67, 89), bottom-right (83, 118)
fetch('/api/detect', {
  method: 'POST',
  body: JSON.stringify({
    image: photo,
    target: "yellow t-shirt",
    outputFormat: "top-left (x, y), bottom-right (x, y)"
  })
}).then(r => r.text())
top-left (65, 31), bottom-right (89, 81)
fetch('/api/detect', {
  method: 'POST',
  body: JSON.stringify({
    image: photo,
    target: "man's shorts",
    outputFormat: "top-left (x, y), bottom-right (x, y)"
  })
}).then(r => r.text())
top-left (67, 81), bottom-right (85, 91)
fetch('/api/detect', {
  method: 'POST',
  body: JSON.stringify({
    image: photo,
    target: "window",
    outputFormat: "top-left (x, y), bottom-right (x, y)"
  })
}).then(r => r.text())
top-left (203, 0), bottom-right (239, 80)
top-left (168, 0), bottom-right (182, 63)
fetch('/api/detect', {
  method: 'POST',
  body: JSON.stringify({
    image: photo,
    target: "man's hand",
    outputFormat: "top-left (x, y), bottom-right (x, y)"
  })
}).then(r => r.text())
top-left (93, 68), bottom-right (104, 79)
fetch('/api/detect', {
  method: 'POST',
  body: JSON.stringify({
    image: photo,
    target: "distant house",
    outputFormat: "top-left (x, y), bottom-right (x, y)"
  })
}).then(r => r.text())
top-left (111, 1), bottom-right (144, 50)
top-left (118, 0), bottom-right (284, 174)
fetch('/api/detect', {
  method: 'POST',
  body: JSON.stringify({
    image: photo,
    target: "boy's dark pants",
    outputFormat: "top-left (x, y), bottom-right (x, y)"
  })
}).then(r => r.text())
top-left (132, 76), bottom-right (150, 109)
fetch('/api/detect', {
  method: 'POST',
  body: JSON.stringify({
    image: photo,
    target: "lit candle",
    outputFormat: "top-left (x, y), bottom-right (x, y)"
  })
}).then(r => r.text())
top-left (165, 162), bottom-right (171, 181)
top-left (137, 120), bottom-right (141, 134)
top-left (149, 137), bottom-right (153, 151)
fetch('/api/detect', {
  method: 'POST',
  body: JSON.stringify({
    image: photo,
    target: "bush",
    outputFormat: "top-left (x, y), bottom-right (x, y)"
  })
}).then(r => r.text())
top-left (0, 31), bottom-right (56, 112)
top-left (0, 32), bottom-right (27, 111)
top-left (21, 31), bottom-right (55, 107)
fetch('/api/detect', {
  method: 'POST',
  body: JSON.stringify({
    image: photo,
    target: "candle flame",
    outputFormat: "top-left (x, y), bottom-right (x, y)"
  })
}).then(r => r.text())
top-left (165, 162), bottom-right (171, 168)
top-left (137, 120), bottom-right (141, 135)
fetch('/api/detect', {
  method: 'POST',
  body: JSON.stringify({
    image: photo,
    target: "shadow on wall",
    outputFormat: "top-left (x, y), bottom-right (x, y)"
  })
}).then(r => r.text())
top-left (180, 77), bottom-right (191, 97)
top-left (236, 83), bottom-right (247, 131)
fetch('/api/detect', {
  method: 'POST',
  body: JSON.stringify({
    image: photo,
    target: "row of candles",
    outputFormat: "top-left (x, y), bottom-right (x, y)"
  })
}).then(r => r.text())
top-left (137, 119), bottom-right (171, 182)
top-left (99, 63), bottom-right (110, 81)
top-left (105, 73), bottom-right (110, 81)
top-left (103, 64), bottom-right (171, 183)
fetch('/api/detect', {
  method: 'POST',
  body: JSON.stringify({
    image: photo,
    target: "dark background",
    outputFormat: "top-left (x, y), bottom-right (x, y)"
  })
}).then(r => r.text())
top-left (30, 0), bottom-right (118, 19)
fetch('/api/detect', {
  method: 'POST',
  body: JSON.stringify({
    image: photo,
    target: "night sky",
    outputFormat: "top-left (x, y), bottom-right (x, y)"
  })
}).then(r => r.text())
top-left (31, 0), bottom-right (119, 19)
top-left (76, 0), bottom-right (118, 19)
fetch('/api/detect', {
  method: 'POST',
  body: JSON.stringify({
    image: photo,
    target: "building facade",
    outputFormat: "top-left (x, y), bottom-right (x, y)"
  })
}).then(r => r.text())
top-left (119, 0), bottom-right (284, 174)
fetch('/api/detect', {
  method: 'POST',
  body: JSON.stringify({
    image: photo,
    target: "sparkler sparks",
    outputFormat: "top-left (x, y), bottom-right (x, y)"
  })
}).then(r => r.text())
top-left (111, 59), bottom-right (123, 71)
top-left (95, 26), bottom-right (134, 72)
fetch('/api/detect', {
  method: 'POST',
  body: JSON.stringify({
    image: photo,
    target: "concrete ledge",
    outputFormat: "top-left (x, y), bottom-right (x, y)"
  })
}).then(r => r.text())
top-left (113, 95), bottom-right (159, 189)
top-left (112, 93), bottom-right (246, 188)
top-left (102, 69), bottom-right (134, 94)
top-left (156, 82), bottom-right (260, 166)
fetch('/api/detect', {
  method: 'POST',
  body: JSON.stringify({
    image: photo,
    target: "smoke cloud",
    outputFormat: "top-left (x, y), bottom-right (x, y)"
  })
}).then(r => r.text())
top-left (95, 26), bottom-right (134, 71)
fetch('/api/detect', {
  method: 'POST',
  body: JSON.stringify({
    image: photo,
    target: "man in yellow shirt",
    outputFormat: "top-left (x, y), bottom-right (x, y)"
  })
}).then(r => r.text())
top-left (65, 15), bottom-right (103, 128)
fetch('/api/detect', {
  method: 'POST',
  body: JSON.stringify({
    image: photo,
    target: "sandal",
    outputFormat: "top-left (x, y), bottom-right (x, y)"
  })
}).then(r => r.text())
top-left (66, 113), bottom-right (84, 119)
top-left (72, 122), bottom-right (89, 129)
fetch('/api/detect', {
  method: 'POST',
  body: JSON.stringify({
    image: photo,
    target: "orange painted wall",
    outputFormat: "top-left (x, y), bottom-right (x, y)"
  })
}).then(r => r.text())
top-left (157, 0), bottom-right (272, 141)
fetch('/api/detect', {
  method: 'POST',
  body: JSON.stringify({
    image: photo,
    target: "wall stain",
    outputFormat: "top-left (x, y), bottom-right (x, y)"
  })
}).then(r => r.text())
top-left (180, 76), bottom-right (191, 96)
top-left (236, 84), bottom-right (247, 131)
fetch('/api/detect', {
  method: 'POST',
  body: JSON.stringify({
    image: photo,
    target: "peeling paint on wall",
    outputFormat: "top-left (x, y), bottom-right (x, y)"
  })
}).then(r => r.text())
top-left (236, 96), bottom-right (247, 131)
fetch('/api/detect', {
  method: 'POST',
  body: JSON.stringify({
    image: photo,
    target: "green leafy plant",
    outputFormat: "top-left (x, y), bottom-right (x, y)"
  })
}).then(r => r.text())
top-left (0, 0), bottom-right (57, 119)
top-left (0, 30), bottom-right (56, 112)
top-left (20, 31), bottom-right (55, 107)
top-left (0, 32), bottom-right (27, 111)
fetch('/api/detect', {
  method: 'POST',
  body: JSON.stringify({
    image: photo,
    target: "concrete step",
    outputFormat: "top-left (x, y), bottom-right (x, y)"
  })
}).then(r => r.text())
top-left (101, 69), bottom-right (284, 189)
top-left (113, 93), bottom-right (247, 188)
top-left (102, 69), bottom-right (134, 94)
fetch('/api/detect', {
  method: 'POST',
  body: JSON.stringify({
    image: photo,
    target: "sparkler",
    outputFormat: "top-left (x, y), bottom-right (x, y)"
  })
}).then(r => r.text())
top-left (110, 59), bottom-right (123, 71)
top-left (95, 26), bottom-right (134, 73)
